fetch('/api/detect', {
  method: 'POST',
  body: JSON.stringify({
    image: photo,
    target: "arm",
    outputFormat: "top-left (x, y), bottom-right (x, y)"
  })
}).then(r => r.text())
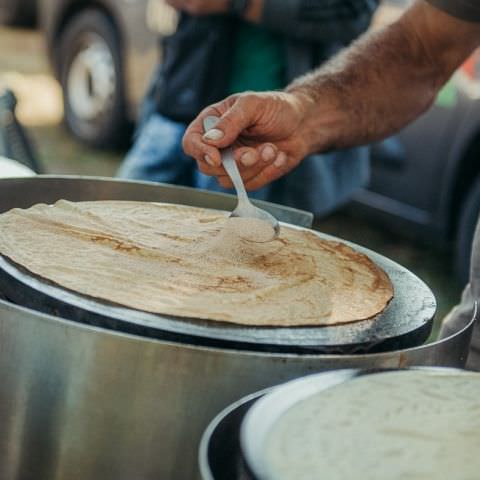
top-left (249, 0), bottom-right (380, 44)
top-left (183, 0), bottom-right (480, 190)
top-left (288, 0), bottom-right (480, 152)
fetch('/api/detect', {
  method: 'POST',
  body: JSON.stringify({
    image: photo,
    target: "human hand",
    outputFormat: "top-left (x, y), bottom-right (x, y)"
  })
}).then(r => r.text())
top-left (165, 0), bottom-right (229, 15)
top-left (182, 91), bottom-right (316, 190)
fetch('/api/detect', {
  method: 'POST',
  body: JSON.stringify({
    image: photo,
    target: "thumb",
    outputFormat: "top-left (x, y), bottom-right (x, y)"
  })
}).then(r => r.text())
top-left (202, 99), bottom-right (254, 148)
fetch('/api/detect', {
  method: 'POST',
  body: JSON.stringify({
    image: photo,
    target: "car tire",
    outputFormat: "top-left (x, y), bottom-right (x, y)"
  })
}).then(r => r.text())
top-left (0, 0), bottom-right (35, 26)
top-left (455, 175), bottom-right (480, 287)
top-left (58, 9), bottom-right (128, 148)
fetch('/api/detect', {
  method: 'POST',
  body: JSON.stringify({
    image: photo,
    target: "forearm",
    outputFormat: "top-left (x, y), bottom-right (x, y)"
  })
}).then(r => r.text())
top-left (288, 0), bottom-right (480, 153)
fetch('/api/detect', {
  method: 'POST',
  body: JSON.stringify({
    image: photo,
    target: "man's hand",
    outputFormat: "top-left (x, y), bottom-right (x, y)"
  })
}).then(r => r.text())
top-left (166, 0), bottom-right (229, 15)
top-left (182, 92), bottom-right (315, 190)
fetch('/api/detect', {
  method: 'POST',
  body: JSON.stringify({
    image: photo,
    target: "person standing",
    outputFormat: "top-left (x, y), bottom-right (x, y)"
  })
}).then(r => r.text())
top-left (183, 0), bottom-right (480, 369)
top-left (118, 0), bottom-right (379, 215)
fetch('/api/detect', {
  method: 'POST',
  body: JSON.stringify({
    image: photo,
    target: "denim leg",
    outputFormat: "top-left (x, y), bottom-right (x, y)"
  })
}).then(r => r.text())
top-left (117, 114), bottom-right (195, 186)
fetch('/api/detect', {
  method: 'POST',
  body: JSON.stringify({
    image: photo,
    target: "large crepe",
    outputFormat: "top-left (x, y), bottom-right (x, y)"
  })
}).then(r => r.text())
top-left (0, 200), bottom-right (393, 326)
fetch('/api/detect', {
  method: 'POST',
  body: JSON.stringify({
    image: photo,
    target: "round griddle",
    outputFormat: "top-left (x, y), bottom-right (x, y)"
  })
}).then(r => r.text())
top-left (0, 225), bottom-right (435, 354)
top-left (0, 176), bottom-right (436, 354)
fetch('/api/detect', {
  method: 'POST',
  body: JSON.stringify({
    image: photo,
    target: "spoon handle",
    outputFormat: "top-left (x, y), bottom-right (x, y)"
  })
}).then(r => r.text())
top-left (221, 147), bottom-right (250, 206)
top-left (202, 115), bottom-right (250, 206)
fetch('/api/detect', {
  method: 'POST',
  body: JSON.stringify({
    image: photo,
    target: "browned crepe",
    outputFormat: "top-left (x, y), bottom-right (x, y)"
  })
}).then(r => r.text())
top-left (0, 200), bottom-right (393, 326)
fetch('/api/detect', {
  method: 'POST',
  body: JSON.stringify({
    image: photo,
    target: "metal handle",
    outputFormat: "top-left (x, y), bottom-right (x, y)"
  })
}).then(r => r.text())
top-left (202, 115), bottom-right (250, 206)
top-left (220, 147), bottom-right (249, 206)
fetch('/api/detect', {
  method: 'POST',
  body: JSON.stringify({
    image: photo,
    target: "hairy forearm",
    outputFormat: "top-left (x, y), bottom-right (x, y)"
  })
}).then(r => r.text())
top-left (287, 0), bottom-right (480, 153)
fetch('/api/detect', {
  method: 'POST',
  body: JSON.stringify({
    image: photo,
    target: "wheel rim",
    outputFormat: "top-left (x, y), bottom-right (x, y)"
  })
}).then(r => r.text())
top-left (67, 33), bottom-right (116, 122)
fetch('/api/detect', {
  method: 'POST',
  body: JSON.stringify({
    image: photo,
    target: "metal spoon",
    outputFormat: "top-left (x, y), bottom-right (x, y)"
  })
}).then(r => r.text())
top-left (203, 115), bottom-right (280, 242)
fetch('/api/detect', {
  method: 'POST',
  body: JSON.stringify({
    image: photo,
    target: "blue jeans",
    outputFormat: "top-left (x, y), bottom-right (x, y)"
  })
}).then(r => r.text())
top-left (118, 113), bottom-right (195, 186)
top-left (118, 111), bottom-right (370, 215)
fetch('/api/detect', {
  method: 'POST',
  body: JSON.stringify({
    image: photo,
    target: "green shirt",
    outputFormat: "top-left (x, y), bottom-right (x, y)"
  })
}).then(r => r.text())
top-left (228, 21), bottom-right (286, 94)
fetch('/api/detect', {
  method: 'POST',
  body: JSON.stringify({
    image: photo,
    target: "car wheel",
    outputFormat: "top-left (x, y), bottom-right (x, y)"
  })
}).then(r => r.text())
top-left (0, 0), bottom-right (35, 26)
top-left (58, 9), bottom-right (128, 148)
top-left (455, 175), bottom-right (480, 287)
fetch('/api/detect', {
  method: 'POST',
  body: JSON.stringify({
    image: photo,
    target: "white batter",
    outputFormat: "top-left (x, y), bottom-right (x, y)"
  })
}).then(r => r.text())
top-left (264, 370), bottom-right (480, 480)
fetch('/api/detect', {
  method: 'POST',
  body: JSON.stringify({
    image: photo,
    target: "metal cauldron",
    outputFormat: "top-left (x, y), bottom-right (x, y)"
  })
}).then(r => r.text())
top-left (0, 176), bottom-right (473, 480)
top-left (200, 365), bottom-right (479, 480)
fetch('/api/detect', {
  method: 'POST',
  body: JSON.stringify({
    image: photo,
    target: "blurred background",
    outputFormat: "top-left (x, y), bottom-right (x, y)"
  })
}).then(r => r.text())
top-left (3, 0), bottom-right (480, 333)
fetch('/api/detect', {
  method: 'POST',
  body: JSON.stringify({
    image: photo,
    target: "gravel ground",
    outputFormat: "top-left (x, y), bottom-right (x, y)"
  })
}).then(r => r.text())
top-left (0, 25), bottom-right (461, 338)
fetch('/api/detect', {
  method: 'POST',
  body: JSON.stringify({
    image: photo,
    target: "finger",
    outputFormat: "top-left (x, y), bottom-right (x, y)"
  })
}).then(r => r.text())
top-left (183, 101), bottom-right (238, 165)
top-left (214, 163), bottom-right (262, 189)
top-left (222, 144), bottom-right (277, 185)
top-left (217, 151), bottom-right (279, 189)
top-left (197, 143), bottom-right (266, 181)
top-left (259, 143), bottom-right (278, 163)
top-left (183, 123), bottom-right (223, 167)
top-left (216, 158), bottom-right (271, 189)
top-left (272, 151), bottom-right (288, 169)
top-left (244, 152), bottom-right (292, 191)
top-left (232, 142), bottom-right (278, 167)
top-left (234, 146), bottom-right (260, 168)
top-left (217, 175), bottom-right (233, 189)
top-left (190, 132), bottom-right (223, 167)
top-left (202, 96), bottom-right (258, 149)
top-left (236, 158), bottom-right (274, 184)
top-left (198, 163), bottom-right (225, 178)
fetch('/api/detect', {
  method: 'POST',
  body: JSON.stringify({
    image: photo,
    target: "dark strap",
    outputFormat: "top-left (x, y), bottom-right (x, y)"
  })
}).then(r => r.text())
top-left (0, 89), bottom-right (42, 173)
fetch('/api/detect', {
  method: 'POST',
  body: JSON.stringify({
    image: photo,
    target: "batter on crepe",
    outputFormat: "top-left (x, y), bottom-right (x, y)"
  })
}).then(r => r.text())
top-left (0, 200), bottom-right (393, 326)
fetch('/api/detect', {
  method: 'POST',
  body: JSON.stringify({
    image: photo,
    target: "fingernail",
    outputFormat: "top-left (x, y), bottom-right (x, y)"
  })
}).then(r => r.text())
top-left (203, 128), bottom-right (224, 141)
top-left (204, 154), bottom-right (215, 166)
top-left (261, 145), bottom-right (275, 162)
top-left (240, 152), bottom-right (257, 167)
top-left (274, 152), bottom-right (287, 168)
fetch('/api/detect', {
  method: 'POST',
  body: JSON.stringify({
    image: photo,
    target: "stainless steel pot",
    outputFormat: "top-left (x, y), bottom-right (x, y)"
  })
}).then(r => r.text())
top-left (0, 176), bottom-right (437, 354)
top-left (0, 176), bottom-right (473, 480)
top-left (200, 366), bottom-right (479, 480)
top-left (0, 299), bottom-right (474, 480)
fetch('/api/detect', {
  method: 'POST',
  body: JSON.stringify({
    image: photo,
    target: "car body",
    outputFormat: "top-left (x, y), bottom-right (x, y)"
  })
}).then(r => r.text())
top-left (353, 44), bottom-right (480, 286)
top-left (39, 0), bottom-right (176, 147)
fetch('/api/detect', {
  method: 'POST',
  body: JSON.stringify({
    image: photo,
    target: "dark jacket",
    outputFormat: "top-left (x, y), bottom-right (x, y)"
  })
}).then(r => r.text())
top-left (154, 0), bottom-right (379, 122)
top-left (261, 0), bottom-right (379, 81)
top-left (152, 0), bottom-right (380, 215)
